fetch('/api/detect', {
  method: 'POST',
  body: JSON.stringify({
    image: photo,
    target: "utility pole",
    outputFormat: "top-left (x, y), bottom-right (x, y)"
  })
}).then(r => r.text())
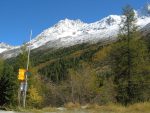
top-left (23, 30), bottom-right (32, 108)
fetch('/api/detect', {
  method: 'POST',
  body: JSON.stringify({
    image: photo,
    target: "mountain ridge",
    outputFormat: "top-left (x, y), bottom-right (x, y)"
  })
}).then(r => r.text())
top-left (1, 3), bottom-right (150, 58)
top-left (0, 42), bottom-right (16, 53)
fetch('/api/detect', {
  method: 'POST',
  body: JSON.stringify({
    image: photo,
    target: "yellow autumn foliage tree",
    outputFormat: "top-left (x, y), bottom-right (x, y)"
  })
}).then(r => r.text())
top-left (27, 85), bottom-right (43, 108)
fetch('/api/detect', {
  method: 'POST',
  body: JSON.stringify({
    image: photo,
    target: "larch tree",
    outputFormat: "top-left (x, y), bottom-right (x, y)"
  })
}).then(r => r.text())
top-left (110, 5), bottom-right (150, 105)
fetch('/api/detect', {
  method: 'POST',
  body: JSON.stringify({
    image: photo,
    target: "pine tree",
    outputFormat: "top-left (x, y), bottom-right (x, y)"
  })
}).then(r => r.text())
top-left (120, 5), bottom-right (137, 79)
top-left (0, 75), bottom-right (13, 106)
top-left (110, 5), bottom-right (150, 105)
top-left (0, 61), bottom-right (15, 106)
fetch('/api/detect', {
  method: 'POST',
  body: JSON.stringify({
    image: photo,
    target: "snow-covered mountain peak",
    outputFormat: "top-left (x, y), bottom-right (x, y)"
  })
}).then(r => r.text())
top-left (0, 42), bottom-right (12, 48)
top-left (53, 18), bottom-right (86, 32)
top-left (103, 15), bottom-right (121, 22)
top-left (0, 42), bottom-right (15, 53)
top-left (98, 15), bottom-right (121, 26)
top-left (57, 18), bottom-right (84, 26)
top-left (29, 19), bottom-right (88, 49)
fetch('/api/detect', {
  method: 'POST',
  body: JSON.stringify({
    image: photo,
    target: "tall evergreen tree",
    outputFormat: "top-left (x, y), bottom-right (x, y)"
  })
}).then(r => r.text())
top-left (0, 60), bottom-right (15, 106)
top-left (120, 5), bottom-right (137, 80)
top-left (110, 5), bottom-right (150, 105)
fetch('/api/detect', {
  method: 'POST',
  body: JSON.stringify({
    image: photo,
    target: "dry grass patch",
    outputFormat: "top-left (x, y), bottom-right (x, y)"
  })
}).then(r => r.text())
top-left (64, 102), bottom-right (80, 109)
top-left (126, 102), bottom-right (150, 113)
top-left (14, 106), bottom-right (57, 113)
top-left (83, 102), bottom-right (150, 113)
top-left (10, 102), bottom-right (150, 113)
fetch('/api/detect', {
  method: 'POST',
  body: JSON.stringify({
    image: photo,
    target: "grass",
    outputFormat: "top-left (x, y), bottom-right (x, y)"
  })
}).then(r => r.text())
top-left (63, 102), bottom-right (150, 113)
top-left (27, 107), bottom-right (57, 113)
top-left (83, 102), bottom-right (150, 113)
top-left (8, 106), bottom-right (57, 113)
top-left (5, 102), bottom-right (150, 113)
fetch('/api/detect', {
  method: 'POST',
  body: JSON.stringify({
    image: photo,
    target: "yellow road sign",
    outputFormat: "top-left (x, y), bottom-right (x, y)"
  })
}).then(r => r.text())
top-left (18, 69), bottom-right (26, 81)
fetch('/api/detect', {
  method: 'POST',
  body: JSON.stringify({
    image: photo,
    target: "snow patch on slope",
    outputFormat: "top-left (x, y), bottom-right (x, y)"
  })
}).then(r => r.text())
top-left (0, 42), bottom-right (15, 53)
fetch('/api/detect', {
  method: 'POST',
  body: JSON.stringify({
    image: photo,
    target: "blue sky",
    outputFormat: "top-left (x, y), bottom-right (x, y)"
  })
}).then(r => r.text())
top-left (0, 0), bottom-right (148, 46)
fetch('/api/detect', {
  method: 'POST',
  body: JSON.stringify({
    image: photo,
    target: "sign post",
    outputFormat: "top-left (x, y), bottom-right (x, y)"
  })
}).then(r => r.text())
top-left (18, 30), bottom-right (32, 108)
top-left (23, 30), bottom-right (32, 108)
